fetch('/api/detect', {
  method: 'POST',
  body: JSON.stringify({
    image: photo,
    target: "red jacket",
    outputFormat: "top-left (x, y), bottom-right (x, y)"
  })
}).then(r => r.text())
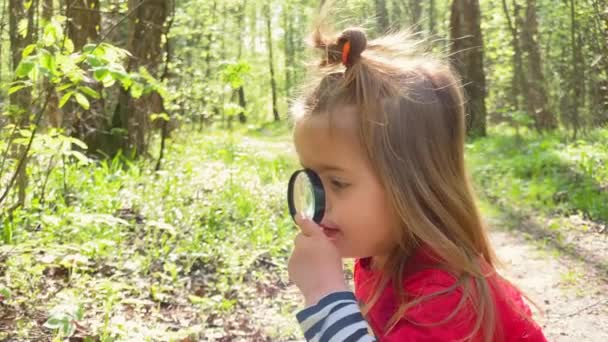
top-left (354, 249), bottom-right (548, 341)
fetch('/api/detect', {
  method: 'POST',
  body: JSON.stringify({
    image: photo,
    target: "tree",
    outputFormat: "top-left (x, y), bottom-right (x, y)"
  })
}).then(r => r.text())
top-left (65, 0), bottom-right (107, 152)
top-left (112, 0), bottom-right (170, 156)
top-left (375, 0), bottom-right (389, 33)
top-left (592, 0), bottom-right (608, 125)
top-left (450, 0), bottom-right (487, 137)
top-left (408, 0), bottom-right (422, 30)
top-left (264, 1), bottom-right (279, 122)
top-left (519, 0), bottom-right (557, 131)
top-left (42, 0), bottom-right (61, 128)
top-left (9, 0), bottom-right (35, 206)
top-left (568, 0), bottom-right (582, 137)
top-left (236, 0), bottom-right (247, 123)
top-left (429, 0), bottom-right (436, 33)
top-left (9, 0), bottom-right (34, 119)
top-left (501, 0), bottom-right (525, 111)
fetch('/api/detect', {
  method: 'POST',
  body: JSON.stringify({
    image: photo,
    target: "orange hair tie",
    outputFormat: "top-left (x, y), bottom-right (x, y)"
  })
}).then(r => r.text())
top-left (341, 41), bottom-right (351, 66)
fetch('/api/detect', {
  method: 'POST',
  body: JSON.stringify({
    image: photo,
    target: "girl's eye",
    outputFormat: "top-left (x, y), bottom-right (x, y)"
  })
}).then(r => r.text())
top-left (330, 179), bottom-right (349, 190)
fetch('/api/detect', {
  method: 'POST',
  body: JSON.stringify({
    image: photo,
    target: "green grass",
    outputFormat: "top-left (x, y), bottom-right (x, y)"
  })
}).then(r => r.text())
top-left (0, 128), bottom-right (300, 341)
top-left (467, 126), bottom-right (608, 224)
top-left (2, 123), bottom-right (607, 340)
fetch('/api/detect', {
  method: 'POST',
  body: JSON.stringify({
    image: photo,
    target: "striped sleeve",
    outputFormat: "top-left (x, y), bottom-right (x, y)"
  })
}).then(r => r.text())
top-left (295, 291), bottom-right (376, 342)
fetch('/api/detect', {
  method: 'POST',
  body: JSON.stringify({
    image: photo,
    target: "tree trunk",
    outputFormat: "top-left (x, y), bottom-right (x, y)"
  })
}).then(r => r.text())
top-left (429, 0), bottom-right (436, 33)
top-left (9, 0), bottom-right (35, 206)
top-left (375, 0), bottom-right (389, 33)
top-left (449, 0), bottom-right (487, 137)
top-left (0, 2), bottom-right (7, 101)
top-left (42, 0), bottom-right (62, 129)
top-left (111, 0), bottom-right (169, 157)
top-left (237, 0), bottom-right (247, 124)
top-left (409, 0), bottom-right (422, 30)
top-left (569, 0), bottom-right (581, 137)
top-left (283, 2), bottom-right (293, 99)
top-left (501, 0), bottom-right (525, 111)
top-left (65, 0), bottom-right (108, 155)
top-left (67, 0), bottom-right (100, 49)
top-left (520, 0), bottom-right (557, 131)
top-left (265, 1), bottom-right (279, 121)
top-left (9, 0), bottom-right (34, 117)
top-left (591, 0), bottom-right (608, 125)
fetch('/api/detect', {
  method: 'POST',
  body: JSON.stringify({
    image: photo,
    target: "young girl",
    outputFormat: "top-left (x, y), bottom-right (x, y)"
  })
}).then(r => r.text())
top-left (287, 26), bottom-right (548, 342)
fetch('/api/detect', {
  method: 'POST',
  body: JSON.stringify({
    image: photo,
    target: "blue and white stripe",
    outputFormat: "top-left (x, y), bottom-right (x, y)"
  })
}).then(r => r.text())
top-left (296, 291), bottom-right (376, 342)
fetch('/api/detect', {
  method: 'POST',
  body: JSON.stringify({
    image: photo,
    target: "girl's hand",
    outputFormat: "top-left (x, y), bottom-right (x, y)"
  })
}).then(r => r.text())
top-left (288, 214), bottom-right (349, 307)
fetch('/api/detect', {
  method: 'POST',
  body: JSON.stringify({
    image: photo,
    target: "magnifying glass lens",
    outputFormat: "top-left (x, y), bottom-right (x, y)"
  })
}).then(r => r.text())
top-left (287, 169), bottom-right (325, 224)
top-left (293, 172), bottom-right (315, 219)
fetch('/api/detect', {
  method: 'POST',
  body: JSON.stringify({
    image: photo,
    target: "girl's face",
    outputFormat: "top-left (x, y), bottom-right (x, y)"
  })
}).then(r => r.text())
top-left (294, 107), bottom-right (400, 260)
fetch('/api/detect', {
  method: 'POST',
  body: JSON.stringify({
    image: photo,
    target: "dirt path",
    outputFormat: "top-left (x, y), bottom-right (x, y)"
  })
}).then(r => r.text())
top-left (492, 228), bottom-right (608, 342)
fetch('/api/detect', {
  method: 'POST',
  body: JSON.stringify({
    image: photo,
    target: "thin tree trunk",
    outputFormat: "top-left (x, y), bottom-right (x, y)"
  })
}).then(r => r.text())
top-left (429, 0), bottom-right (436, 33)
top-left (520, 0), bottom-right (557, 131)
top-left (155, 0), bottom-right (175, 171)
top-left (0, 1), bottom-right (7, 97)
top-left (449, 0), bottom-right (487, 137)
top-left (199, 0), bottom-right (216, 130)
top-left (409, 0), bottom-right (422, 30)
top-left (9, 0), bottom-right (35, 207)
top-left (283, 2), bottom-right (292, 99)
top-left (237, 0), bottom-right (247, 124)
top-left (501, 0), bottom-right (525, 111)
top-left (265, 1), bottom-right (279, 121)
top-left (590, 0), bottom-right (608, 124)
top-left (375, 0), bottom-right (389, 33)
top-left (570, 0), bottom-right (581, 137)
top-left (42, 0), bottom-right (62, 129)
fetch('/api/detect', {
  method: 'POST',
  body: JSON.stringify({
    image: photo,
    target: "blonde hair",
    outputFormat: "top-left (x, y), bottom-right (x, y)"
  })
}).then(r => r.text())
top-left (291, 23), bottom-right (510, 342)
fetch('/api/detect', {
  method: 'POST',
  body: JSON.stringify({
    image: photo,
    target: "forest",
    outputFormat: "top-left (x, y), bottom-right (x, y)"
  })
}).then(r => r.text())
top-left (0, 0), bottom-right (607, 341)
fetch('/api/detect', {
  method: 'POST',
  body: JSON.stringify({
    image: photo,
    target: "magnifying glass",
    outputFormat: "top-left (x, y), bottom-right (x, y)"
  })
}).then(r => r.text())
top-left (287, 169), bottom-right (325, 224)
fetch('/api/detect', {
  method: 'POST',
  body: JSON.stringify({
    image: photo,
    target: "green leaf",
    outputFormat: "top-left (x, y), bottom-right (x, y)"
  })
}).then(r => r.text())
top-left (188, 295), bottom-right (210, 305)
top-left (75, 304), bottom-right (84, 321)
top-left (22, 44), bottom-right (36, 58)
top-left (150, 113), bottom-right (170, 122)
top-left (87, 54), bottom-right (103, 68)
top-left (82, 43), bottom-right (97, 54)
top-left (59, 91), bottom-right (74, 108)
top-left (130, 82), bottom-right (144, 99)
top-left (63, 38), bottom-right (75, 54)
top-left (78, 86), bottom-right (100, 99)
top-left (67, 137), bottom-right (88, 150)
top-left (0, 288), bottom-right (11, 300)
top-left (64, 320), bottom-right (76, 336)
top-left (43, 316), bottom-right (66, 330)
top-left (15, 59), bottom-right (35, 78)
top-left (56, 83), bottom-right (73, 92)
top-left (66, 150), bottom-right (90, 164)
top-left (42, 22), bottom-right (57, 46)
top-left (74, 92), bottom-right (90, 110)
top-left (93, 67), bottom-right (108, 80)
top-left (8, 85), bottom-right (28, 95)
top-left (18, 19), bottom-right (28, 38)
top-left (38, 49), bottom-right (56, 75)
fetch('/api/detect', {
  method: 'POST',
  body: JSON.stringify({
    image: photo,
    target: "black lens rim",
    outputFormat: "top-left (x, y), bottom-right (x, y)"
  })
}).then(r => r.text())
top-left (287, 169), bottom-right (325, 224)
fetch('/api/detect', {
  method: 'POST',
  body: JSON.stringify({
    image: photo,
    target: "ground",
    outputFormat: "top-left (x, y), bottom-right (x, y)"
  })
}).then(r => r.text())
top-left (1, 132), bottom-right (607, 341)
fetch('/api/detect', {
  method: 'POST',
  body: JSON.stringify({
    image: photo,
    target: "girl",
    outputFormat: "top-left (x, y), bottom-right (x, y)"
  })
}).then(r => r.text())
top-left (287, 25), bottom-right (548, 342)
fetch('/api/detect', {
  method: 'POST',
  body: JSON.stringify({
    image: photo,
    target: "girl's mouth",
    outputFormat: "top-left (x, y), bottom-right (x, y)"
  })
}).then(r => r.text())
top-left (320, 224), bottom-right (341, 239)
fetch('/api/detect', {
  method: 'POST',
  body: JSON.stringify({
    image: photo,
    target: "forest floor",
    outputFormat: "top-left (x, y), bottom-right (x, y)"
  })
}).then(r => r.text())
top-left (1, 131), bottom-right (607, 341)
